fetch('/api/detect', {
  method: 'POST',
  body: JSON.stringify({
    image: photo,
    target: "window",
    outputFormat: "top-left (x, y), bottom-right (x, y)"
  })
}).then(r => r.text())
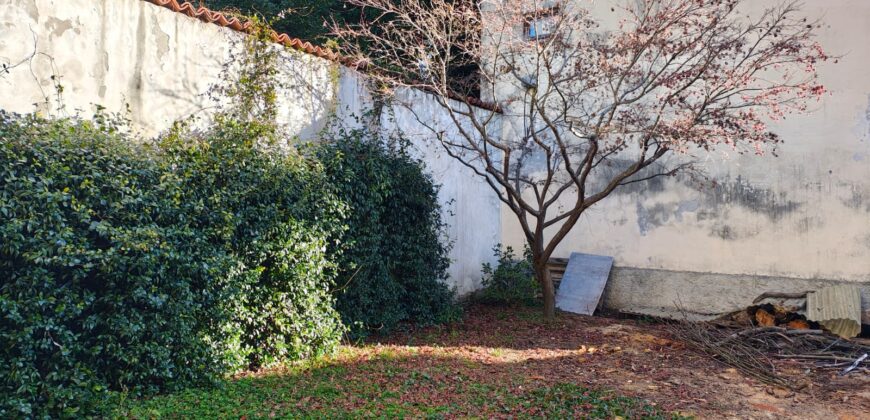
top-left (524, 7), bottom-right (560, 40)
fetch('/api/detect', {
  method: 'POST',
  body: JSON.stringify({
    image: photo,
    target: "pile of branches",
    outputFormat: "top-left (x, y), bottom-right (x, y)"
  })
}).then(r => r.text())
top-left (668, 322), bottom-right (870, 389)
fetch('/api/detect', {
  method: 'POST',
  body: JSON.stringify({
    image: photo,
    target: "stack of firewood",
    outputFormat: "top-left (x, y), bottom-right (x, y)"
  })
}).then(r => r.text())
top-left (718, 303), bottom-right (816, 330)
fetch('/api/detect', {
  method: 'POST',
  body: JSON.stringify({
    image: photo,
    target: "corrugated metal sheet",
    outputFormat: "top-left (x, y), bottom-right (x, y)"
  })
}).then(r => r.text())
top-left (806, 285), bottom-right (862, 338)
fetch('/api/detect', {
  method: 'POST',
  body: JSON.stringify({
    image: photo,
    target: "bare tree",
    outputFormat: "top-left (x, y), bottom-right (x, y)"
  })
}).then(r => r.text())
top-left (334, 0), bottom-right (830, 319)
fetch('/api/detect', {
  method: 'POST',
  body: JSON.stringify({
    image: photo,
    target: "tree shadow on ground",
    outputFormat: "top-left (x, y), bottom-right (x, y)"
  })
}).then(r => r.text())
top-left (374, 303), bottom-right (672, 351)
top-left (121, 304), bottom-right (870, 419)
top-left (119, 345), bottom-right (681, 419)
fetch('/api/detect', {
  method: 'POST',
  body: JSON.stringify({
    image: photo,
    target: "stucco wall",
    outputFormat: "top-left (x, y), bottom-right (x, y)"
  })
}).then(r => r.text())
top-left (496, 0), bottom-right (870, 280)
top-left (4, 0), bottom-right (868, 314)
top-left (0, 0), bottom-right (501, 295)
top-left (486, 0), bottom-right (870, 317)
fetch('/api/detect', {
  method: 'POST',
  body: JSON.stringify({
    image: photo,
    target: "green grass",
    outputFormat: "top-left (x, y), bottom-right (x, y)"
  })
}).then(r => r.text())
top-left (112, 348), bottom-right (685, 419)
top-left (112, 305), bottom-right (693, 419)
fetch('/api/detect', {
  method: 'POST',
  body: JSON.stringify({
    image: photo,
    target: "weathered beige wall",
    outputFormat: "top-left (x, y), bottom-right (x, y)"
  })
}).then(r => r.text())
top-left (0, 0), bottom-right (502, 295)
top-left (499, 0), bottom-right (870, 288)
top-left (3, 0), bottom-right (868, 311)
top-left (0, 0), bottom-right (339, 139)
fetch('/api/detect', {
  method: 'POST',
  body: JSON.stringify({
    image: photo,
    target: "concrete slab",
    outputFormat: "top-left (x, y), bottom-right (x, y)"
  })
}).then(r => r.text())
top-left (555, 253), bottom-right (613, 315)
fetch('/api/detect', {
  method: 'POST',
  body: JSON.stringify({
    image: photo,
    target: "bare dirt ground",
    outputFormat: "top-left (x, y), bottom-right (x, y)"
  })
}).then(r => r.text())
top-left (379, 304), bottom-right (870, 419)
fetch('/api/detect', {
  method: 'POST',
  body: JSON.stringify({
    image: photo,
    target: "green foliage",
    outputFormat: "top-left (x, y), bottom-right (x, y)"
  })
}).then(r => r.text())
top-left (211, 15), bottom-right (285, 133)
top-left (0, 113), bottom-right (231, 416)
top-left (0, 111), bottom-right (345, 417)
top-left (316, 124), bottom-right (459, 338)
top-left (158, 118), bottom-right (347, 370)
top-left (0, 11), bottom-right (459, 417)
top-left (478, 245), bottom-right (539, 305)
top-left (170, 14), bottom-right (347, 369)
top-left (201, 0), bottom-right (367, 44)
top-left (200, 0), bottom-right (480, 97)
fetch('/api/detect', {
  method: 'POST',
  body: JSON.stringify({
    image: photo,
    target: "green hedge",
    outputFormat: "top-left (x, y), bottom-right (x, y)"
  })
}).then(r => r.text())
top-left (200, 0), bottom-right (368, 44)
top-left (0, 113), bottom-right (344, 417)
top-left (0, 111), bottom-right (458, 417)
top-left (160, 118), bottom-right (346, 369)
top-left (318, 127), bottom-right (459, 338)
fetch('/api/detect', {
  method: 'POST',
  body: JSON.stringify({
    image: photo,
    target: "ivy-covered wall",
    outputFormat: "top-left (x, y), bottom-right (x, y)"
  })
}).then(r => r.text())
top-left (0, 0), bottom-right (502, 295)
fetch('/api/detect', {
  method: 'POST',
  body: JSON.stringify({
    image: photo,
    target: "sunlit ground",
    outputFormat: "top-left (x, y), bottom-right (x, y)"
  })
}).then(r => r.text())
top-left (115, 304), bottom-right (870, 419)
top-left (115, 305), bottom-right (683, 419)
top-left (117, 345), bottom-right (675, 419)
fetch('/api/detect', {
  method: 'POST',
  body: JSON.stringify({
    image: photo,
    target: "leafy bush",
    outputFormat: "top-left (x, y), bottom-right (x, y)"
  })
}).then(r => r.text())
top-left (478, 245), bottom-right (538, 305)
top-left (316, 125), bottom-right (459, 338)
top-left (200, 0), bottom-right (372, 44)
top-left (0, 13), bottom-right (461, 414)
top-left (0, 113), bottom-right (227, 416)
top-left (160, 118), bottom-right (346, 369)
top-left (0, 112), bottom-right (344, 417)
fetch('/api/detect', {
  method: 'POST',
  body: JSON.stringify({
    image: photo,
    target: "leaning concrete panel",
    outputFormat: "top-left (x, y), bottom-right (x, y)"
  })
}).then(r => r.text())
top-left (555, 253), bottom-right (613, 315)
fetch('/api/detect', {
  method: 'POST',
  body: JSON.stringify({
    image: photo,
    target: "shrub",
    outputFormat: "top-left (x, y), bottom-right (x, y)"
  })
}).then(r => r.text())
top-left (317, 125), bottom-right (459, 338)
top-left (0, 112), bottom-right (345, 417)
top-left (0, 113), bottom-right (232, 416)
top-left (478, 245), bottom-right (538, 305)
top-left (160, 118), bottom-right (346, 369)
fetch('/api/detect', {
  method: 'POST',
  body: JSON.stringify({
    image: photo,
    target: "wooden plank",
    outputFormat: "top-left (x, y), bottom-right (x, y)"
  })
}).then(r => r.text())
top-left (555, 253), bottom-right (613, 315)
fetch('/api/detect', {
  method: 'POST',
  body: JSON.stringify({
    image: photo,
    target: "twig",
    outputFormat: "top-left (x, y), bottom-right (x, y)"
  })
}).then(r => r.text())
top-left (716, 326), bottom-right (822, 346)
top-left (752, 291), bottom-right (812, 304)
top-left (773, 354), bottom-right (857, 362)
top-left (668, 317), bottom-right (870, 389)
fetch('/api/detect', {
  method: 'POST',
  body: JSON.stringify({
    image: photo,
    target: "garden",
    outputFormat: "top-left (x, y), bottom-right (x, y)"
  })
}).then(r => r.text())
top-left (106, 305), bottom-right (870, 418)
top-left (0, 53), bottom-right (674, 417)
top-left (3, 109), bottom-right (866, 418)
top-left (3, 0), bottom-right (870, 418)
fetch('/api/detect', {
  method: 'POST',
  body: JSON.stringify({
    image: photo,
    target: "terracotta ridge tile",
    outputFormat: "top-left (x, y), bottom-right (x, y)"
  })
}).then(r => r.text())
top-left (143, 0), bottom-right (339, 60)
top-left (142, 0), bottom-right (501, 112)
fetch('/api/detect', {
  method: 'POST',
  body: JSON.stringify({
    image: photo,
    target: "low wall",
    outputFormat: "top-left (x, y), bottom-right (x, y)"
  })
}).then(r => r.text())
top-left (602, 267), bottom-right (870, 324)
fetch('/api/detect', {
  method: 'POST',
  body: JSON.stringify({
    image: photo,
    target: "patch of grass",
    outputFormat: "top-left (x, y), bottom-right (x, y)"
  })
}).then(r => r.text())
top-left (113, 349), bottom-right (685, 419)
top-left (112, 305), bottom-right (694, 419)
top-left (521, 384), bottom-right (676, 419)
top-left (515, 307), bottom-right (547, 322)
top-left (490, 348), bottom-right (507, 358)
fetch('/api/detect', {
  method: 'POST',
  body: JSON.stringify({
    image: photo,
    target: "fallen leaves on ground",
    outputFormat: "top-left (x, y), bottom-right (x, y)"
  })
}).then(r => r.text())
top-left (119, 304), bottom-right (870, 419)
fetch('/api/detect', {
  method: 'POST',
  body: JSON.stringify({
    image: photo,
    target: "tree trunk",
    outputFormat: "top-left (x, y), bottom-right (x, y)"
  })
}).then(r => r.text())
top-left (535, 263), bottom-right (556, 320)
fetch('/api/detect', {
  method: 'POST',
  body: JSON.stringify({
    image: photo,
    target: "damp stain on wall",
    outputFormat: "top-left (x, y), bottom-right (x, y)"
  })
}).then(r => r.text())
top-left (45, 17), bottom-right (75, 38)
top-left (634, 199), bottom-right (700, 236)
top-left (706, 175), bottom-right (802, 221)
top-left (632, 174), bottom-right (804, 238)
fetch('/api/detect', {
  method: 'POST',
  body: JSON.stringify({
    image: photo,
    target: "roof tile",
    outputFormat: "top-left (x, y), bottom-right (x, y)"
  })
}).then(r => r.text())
top-left (144, 0), bottom-right (339, 60)
top-left (143, 0), bottom-right (500, 112)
